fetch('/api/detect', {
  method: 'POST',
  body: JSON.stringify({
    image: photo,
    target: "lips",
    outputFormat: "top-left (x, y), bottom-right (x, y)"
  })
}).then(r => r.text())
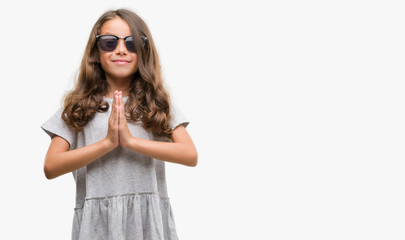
top-left (112, 59), bottom-right (130, 65)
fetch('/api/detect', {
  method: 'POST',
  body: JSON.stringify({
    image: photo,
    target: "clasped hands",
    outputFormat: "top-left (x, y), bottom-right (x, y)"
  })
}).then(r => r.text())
top-left (105, 90), bottom-right (133, 149)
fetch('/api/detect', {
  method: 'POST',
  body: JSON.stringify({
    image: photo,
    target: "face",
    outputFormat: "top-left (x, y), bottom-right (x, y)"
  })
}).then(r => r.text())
top-left (98, 17), bottom-right (138, 82)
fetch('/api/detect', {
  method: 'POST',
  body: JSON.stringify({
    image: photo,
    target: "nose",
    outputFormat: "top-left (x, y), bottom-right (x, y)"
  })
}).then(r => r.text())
top-left (115, 39), bottom-right (128, 54)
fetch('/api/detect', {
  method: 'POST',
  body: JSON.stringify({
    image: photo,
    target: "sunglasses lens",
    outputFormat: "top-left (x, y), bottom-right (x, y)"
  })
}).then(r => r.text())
top-left (98, 36), bottom-right (117, 52)
top-left (125, 37), bottom-right (135, 52)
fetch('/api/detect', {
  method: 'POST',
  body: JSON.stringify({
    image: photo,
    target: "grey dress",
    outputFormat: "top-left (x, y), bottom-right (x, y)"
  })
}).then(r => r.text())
top-left (41, 96), bottom-right (189, 240)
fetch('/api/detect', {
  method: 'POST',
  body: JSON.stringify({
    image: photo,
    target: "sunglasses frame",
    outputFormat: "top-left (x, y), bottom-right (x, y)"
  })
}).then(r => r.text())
top-left (96, 34), bottom-right (148, 53)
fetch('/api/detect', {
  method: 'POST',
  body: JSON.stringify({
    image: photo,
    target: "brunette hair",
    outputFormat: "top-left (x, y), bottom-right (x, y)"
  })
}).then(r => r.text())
top-left (62, 9), bottom-right (173, 138)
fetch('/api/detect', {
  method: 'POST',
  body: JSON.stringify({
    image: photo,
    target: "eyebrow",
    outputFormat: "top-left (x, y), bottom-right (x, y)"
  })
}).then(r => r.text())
top-left (103, 32), bottom-right (131, 36)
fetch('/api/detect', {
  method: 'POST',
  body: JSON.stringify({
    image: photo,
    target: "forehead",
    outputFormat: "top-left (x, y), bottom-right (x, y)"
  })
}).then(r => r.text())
top-left (100, 17), bottom-right (131, 36)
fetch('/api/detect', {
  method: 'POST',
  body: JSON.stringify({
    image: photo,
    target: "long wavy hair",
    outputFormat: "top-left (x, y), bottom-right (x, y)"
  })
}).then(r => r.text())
top-left (62, 9), bottom-right (173, 138)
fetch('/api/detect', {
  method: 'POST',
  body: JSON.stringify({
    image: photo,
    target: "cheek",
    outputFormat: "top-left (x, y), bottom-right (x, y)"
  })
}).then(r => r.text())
top-left (131, 55), bottom-right (139, 72)
top-left (99, 54), bottom-right (111, 69)
top-left (132, 54), bottom-right (138, 64)
top-left (133, 61), bottom-right (139, 71)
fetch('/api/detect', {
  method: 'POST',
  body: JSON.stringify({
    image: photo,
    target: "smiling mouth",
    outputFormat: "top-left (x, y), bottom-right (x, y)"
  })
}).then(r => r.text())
top-left (112, 60), bottom-right (129, 65)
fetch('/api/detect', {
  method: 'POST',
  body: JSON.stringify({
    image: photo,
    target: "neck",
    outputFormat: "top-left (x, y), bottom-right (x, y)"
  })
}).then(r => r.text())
top-left (105, 76), bottom-right (131, 98)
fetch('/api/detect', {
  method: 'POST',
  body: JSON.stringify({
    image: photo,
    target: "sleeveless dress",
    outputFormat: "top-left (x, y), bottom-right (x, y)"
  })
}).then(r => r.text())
top-left (41, 96), bottom-right (188, 240)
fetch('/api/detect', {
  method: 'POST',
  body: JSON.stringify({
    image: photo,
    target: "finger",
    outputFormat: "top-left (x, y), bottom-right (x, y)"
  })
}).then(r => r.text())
top-left (112, 91), bottom-right (117, 120)
top-left (110, 91), bottom-right (117, 121)
top-left (117, 92), bottom-right (121, 123)
top-left (116, 105), bottom-right (120, 125)
top-left (119, 91), bottom-right (124, 111)
top-left (119, 92), bottom-right (126, 122)
top-left (112, 90), bottom-right (117, 107)
top-left (117, 91), bottom-right (121, 107)
top-left (115, 90), bottom-right (120, 108)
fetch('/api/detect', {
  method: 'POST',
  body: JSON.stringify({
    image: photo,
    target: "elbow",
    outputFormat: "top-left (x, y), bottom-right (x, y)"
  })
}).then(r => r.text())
top-left (187, 150), bottom-right (198, 167)
top-left (44, 160), bottom-right (58, 180)
top-left (44, 165), bottom-right (54, 180)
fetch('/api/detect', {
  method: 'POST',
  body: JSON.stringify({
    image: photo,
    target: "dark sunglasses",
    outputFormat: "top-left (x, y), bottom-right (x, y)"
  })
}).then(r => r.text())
top-left (96, 34), bottom-right (147, 53)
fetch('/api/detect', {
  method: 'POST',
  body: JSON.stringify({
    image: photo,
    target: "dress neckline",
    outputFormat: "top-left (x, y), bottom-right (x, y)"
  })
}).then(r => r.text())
top-left (103, 96), bottom-right (129, 102)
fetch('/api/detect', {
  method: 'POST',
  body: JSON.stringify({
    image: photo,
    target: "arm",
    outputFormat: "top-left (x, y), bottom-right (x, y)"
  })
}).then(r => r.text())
top-left (43, 92), bottom-right (121, 179)
top-left (123, 125), bottom-right (198, 167)
top-left (44, 137), bottom-right (116, 179)
top-left (116, 92), bottom-right (198, 167)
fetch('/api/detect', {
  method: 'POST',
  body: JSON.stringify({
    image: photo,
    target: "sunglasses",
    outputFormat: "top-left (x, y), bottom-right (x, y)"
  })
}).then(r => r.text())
top-left (96, 34), bottom-right (147, 53)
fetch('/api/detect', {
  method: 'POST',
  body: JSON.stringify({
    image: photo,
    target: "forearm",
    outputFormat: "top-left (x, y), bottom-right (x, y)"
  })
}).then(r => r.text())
top-left (125, 137), bottom-right (198, 167)
top-left (44, 139), bottom-right (115, 179)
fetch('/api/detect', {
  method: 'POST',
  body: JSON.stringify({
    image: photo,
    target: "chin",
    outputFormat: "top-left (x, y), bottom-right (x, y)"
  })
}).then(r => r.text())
top-left (110, 70), bottom-right (137, 79)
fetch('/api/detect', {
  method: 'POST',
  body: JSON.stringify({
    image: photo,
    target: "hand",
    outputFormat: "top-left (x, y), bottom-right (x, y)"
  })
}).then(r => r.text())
top-left (116, 91), bottom-right (133, 148)
top-left (104, 90), bottom-right (120, 149)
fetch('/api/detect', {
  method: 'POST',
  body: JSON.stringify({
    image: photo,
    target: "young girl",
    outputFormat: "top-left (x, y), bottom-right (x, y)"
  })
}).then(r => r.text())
top-left (41, 9), bottom-right (197, 240)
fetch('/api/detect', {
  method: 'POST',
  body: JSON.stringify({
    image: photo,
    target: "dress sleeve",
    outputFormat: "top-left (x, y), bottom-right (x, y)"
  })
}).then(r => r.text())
top-left (170, 102), bottom-right (189, 130)
top-left (41, 107), bottom-right (77, 149)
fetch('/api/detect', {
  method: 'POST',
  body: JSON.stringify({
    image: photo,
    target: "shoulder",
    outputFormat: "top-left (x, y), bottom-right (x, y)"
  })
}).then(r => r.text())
top-left (169, 102), bottom-right (189, 130)
top-left (41, 107), bottom-right (77, 149)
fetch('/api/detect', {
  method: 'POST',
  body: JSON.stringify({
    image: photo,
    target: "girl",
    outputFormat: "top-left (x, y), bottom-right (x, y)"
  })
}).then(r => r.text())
top-left (41, 9), bottom-right (197, 240)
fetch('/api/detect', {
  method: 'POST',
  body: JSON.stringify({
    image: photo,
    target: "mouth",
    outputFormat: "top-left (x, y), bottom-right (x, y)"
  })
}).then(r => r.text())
top-left (112, 60), bottom-right (130, 65)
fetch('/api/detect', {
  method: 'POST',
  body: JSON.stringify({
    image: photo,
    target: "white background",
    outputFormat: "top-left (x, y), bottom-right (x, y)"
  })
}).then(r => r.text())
top-left (0, 0), bottom-right (404, 239)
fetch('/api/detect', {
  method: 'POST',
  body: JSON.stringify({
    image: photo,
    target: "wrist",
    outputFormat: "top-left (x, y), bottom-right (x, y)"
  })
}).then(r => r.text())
top-left (103, 138), bottom-right (117, 151)
top-left (121, 135), bottom-right (136, 150)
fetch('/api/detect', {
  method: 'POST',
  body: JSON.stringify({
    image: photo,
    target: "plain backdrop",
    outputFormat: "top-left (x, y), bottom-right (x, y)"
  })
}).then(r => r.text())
top-left (0, 0), bottom-right (404, 239)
